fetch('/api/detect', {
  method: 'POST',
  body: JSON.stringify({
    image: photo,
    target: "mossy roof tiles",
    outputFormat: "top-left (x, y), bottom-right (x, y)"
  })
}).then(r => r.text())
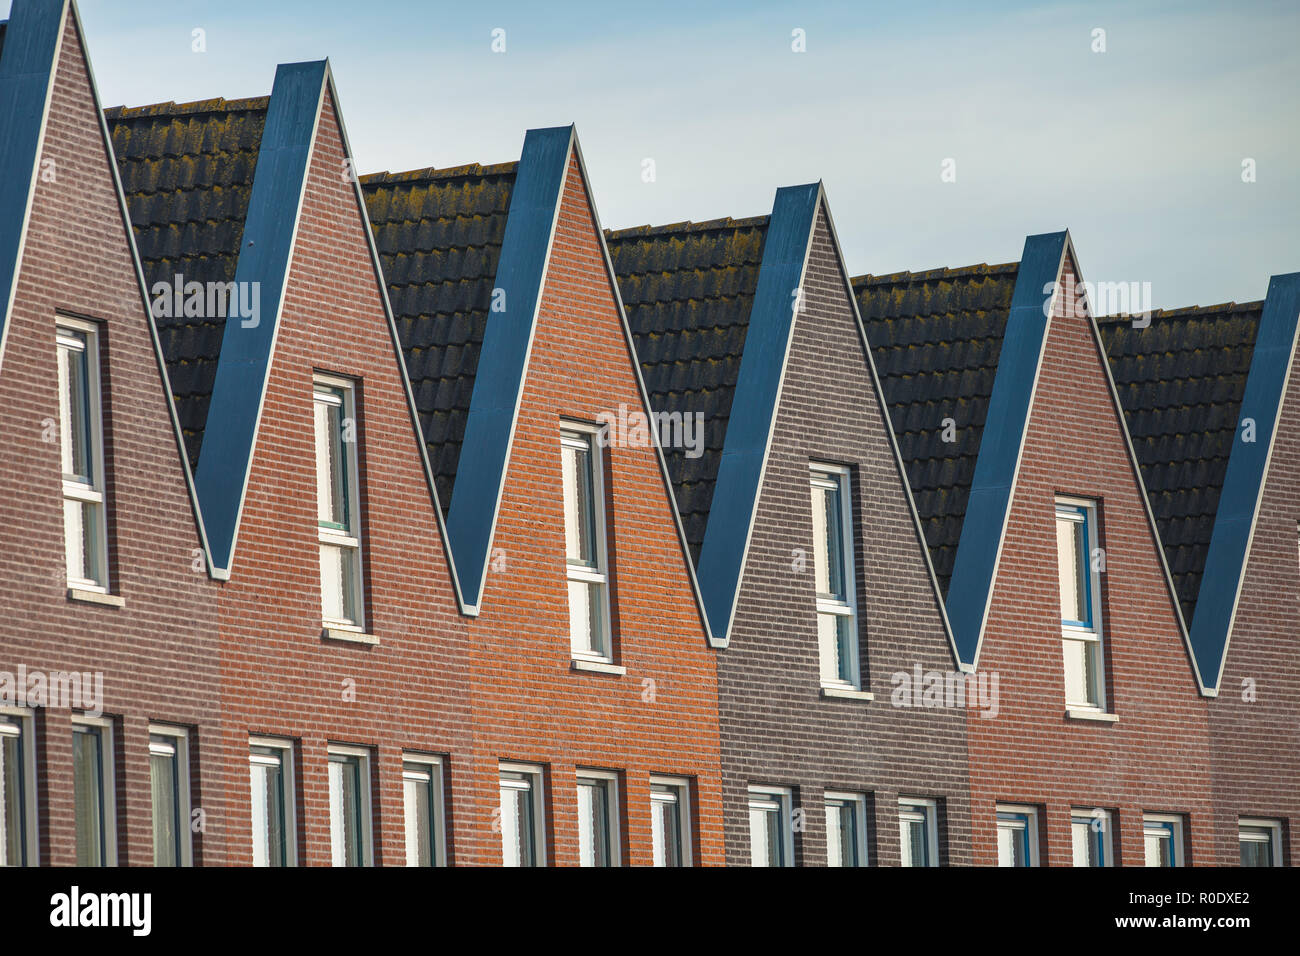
top-left (851, 262), bottom-right (1021, 596)
top-left (1098, 301), bottom-right (1264, 627)
top-left (360, 162), bottom-right (518, 515)
top-left (604, 216), bottom-right (769, 561)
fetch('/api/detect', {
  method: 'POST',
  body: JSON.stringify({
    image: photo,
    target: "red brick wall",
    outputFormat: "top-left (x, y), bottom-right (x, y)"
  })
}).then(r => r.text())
top-left (0, 13), bottom-right (221, 866)
top-left (210, 87), bottom-right (472, 866)
top-left (965, 254), bottom-right (1214, 865)
top-left (459, 154), bottom-right (725, 866)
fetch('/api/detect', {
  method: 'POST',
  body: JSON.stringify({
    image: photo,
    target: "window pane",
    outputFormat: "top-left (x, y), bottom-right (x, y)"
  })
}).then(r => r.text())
top-left (812, 481), bottom-right (847, 600)
top-left (1063, 637), bottom-right (1098, 707)
top-left (577, 778), bottom-right (611, 867)
top-left (403, 766), bottom-right (434, 867)
top-left (749, 803), bottom-right (783, 867)
top-left (58, 334), bottom-right (93, 482)
top-left (997, 819), bottom-right (1028, 867)
top-left (150, 748), bottom-right (180, 867)
top-left (1056, 513), bottom-right (1087, 624)
top-left (320, 542), bottom-right (358, 623)
top-left (651, 789), bottom-right (682, 867)
top-left (1071, 819), bottom-right (1100, 867)
top-left (249, 750), bottom-right (285, 867)
top-left (826, 802), bottom-right (857, 867)
top-left (328, 756), bottom-right (363, 866)
top-left (500, 778), bottom-right (536, 867)
top-left (568, 579), bottom-right (606, 656)
top-left (1144, 827), bottom-right (1173, 867)
top-left (1240, 830), bottom-right (1273, 867)
top-left (901, 814), bottom-right (929, 867)
top-left (1, 730), bottom-right (24, 867)
top-left (73, 729), bottom-right (104, 867)
top-left (817, 612), bottom-right (854, 684)
top-left (562, 438), bottom-right (596, 567)
top-left (314, 394), bottom-right (348, 530)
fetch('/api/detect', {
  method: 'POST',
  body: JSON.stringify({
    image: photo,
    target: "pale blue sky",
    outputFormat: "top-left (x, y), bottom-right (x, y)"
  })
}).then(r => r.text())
top-left (12, 0), bottom-right (1299, 309)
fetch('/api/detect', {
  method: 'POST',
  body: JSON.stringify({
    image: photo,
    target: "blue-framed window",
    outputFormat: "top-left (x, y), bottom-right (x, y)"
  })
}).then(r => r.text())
top-left (1071, 810), bottom-right (1112, 867)
top-left (1143, 815), bottom-right (1183, 867)
top-left (1056, 499), bottom-right (1106, 709)
top-left (996, 807), bottom-right (1038, 866)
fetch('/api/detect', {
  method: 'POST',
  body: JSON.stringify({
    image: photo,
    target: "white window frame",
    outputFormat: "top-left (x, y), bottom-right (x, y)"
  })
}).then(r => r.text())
top-left (899, 796), bottom-right (939, 867)
top-left (147, 724), bottom-right (193, 867)
top-left (810, 463), bottom-right (860, 690)
top-left (1056, 497), bottom-right (1107, 712)
top-left (315, 375), bottom-right (365, 631)
top-left (995, 803), bottom-right (1040, 867)
top-left (1143, 813), bottom-right (1185, 867)
top-left (575, 768), bottom-right (621, 867)
top-left (824, 790), bottom-right (868, 867)
top-left (71, 714), bottom-right (117, 867)
top-left (57, 316), bottom-right (109, 593)
top-left (401, 753), bottom-right (447, 867)
top-left (1070, 808), bottom-right (1114, 867)
top-left (747, 785), bottom-right (794, 867)
top-left (499, 762), bottom-right (547, 867)
top-left (1238, 817), bottom-right (1283, 867)
top-left (326, 743), bottom-right (373, 867)
top-left (248, 735), bottom-right (297, 867)
top-left (649, 775), bottom-right (693, 867)
top-left (562, 423), bottom-right (614, 663)
top-left (0, 708), bottom-right (38, 867)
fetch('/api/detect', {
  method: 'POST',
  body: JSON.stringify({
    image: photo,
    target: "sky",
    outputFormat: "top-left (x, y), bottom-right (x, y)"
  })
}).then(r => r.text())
top-left (11, 0), bottom-right (1298, 309)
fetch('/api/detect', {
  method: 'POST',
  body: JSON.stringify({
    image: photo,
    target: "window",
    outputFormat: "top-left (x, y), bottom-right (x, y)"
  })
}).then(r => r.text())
top-left (899, 797), bottom-right (938, 867)
top-left (811, 464), bottom-right (859, 689)
top-left (576, 770), bottom-right (620, 867)
top-left (72, 718), bottom-right (116, 866)
top-left (1071, 809), bottom-right (1113, 867)
top-left (996, 805), bottom-right (1040, 867)
top-left (327, 745), bottom-right (372, 866)
top-left (499, 763), bottom-right (545, 867)
top-left (1143, 814), bottom-right (1184, 867)
top-left (1239, 818), bottom-right (1282, 867)
top-left (650, 776), bottom-right (692, 867)
top-left (148, 725), bottom-right (192, 867)
top-left (0, 712), bottom-right (36, 867)
top-left (315, 377), bottom-right (364, 629)
top-left (1056, 499), bottom-right (1106, 710)
top-left (249, 737), bottom-right (296, 867)
top-left (402, 754), bottom-right (446, 867)
top-left (748, 786), bottom-right (793, 867)
top-left (58, 319), bottom-right (108, 591)
top-left (562, 427), bottom-right (612, 662)
top-left (824, 791), bottom-right (867, 867)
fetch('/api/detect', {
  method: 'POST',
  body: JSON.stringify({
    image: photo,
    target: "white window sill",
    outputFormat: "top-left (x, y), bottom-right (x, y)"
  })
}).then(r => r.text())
top-left (570, 658), bottom-right (626, 676)
top-left (322, 627), bottom-right (378, 646)
top-left (1065, 708), bottom-right (1118, 723)
top-left (67, 588), bottom-right (124, 608)
top-left (821, 685), bottom-right (874, 701)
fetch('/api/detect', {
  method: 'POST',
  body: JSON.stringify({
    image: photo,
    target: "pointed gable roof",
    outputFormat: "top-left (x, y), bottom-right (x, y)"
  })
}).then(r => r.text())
top-left (605, 215), bottom-right (768, 559)
top-left (1100, 275), bottom-right (1300, 693)
top-left (361, 162), bottom-right (517, 515)
top-left (0, 0), bottom-right (67, 372)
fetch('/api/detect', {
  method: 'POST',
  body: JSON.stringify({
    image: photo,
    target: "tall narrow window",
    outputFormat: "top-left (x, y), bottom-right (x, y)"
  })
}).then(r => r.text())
top-left (650, 777), bottom-right (692, 867)
top-left (1056, 499), bottom-right (1106, 710)
top-left (327, 746), bottom-right (372, 867)
top-left (1143, 814), bottom-right (1184, 867)
top-left (315, 378), bottom-right (363, 630)
top-left (1, 714), bottom-right (34, 867)
top-left (402, 755), bottom-right (446, 867)
top-left (72, 720), bottom-right (115, 866)
top-left (499, 764), bottom-right (545, 867)
top-left (824, 792), bottom-right (867, 867)
top-left (1239, 819), bottom-right (1282, 867)
top-left (1071, 810), bottom-right (1112, 867)
top-left (811, 464), bottom-right (859, 689)
top-left (899, 797), bottom-right (938, 867)
top-left (996, 805), bottom-right (1040, 867)
top-left (562, 427), bottom-right (611, 661)
top-left (576, 770), bottom-right (620, 867)
top-left (58, 320), bottom-right (108, 591)
top-left (249, 738), bottom-right (295, 867)
top-left (149, 726), bottom-right (192, 867)
top-left (748, 786), bottom-right (793, 867)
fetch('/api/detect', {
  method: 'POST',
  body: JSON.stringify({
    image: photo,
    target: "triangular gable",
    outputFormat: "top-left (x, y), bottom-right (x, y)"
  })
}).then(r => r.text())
top-left (0, 0), bottom-right (66, 372)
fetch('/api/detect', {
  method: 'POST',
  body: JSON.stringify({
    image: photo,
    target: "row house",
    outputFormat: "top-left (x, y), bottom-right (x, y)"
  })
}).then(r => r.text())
top-left (606, 187), bottom-right (972, 866)
top-left (1101, 275), bottom-right (1300, 866)
top-left (0, 0), bottom-right (221, 866)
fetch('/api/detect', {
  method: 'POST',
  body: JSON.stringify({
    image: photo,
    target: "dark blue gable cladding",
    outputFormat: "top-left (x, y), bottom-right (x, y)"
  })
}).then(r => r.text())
top-left (445, 125), bottom-right (574, 613)
top-left (192, 60), bottom-right (327, 578)
top-left (1190, 271), bottom-right (1300, 693)
top-left (694, 182), bottom-right (820, 644)
top-left (0, 0), bottom-right (66, 372)
top-left (944, 231), bottom-right (1066, 668)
